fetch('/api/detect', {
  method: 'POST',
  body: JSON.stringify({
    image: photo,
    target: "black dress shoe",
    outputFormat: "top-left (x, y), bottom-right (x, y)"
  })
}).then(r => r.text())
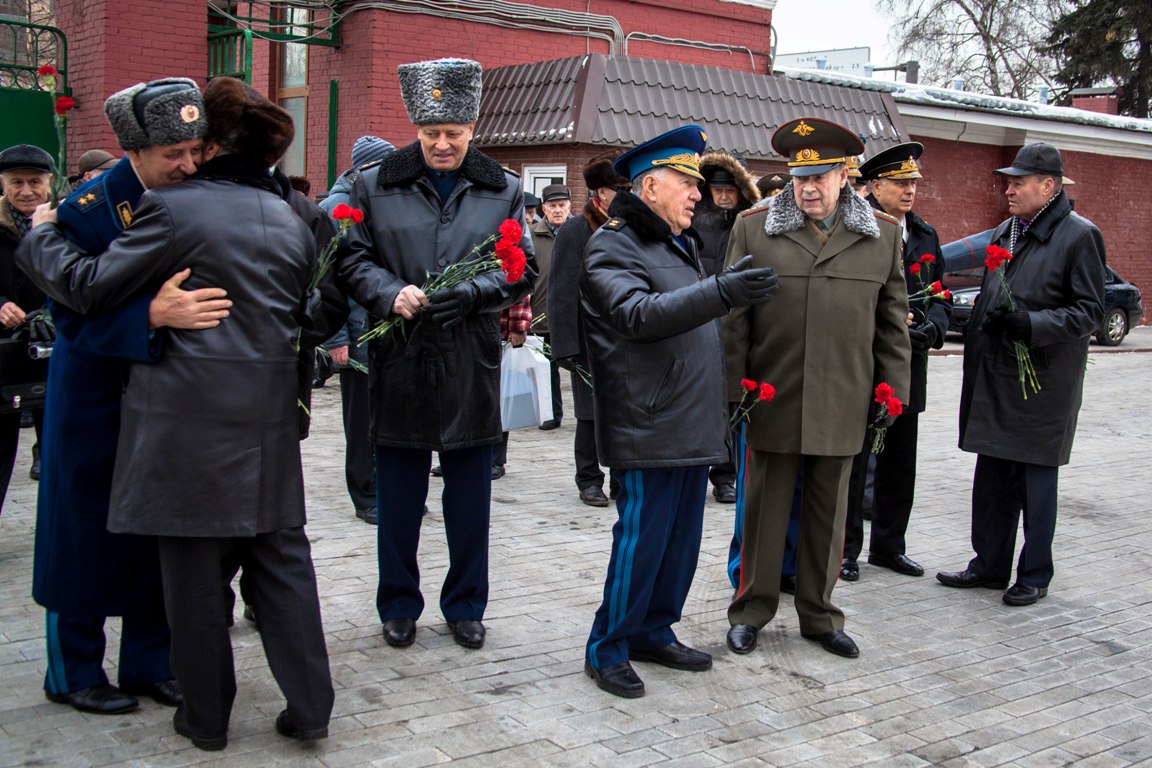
top-left (491, 465), bottom-right (506, 480)
top-left (713, 483), bottom-right (737, 504)
top-left (936, 569), bottom-right (1009, 590)
top-left (584, 661), bottom-right (644, 698)
top-left (121, 678), bottom-right (183, 707)
top-left (449, 619), bottom-right (485, 649)
top-left (868, 552), bottom-right (924, 577)
top-left (382, 617), bottom-right (416, 647)
top-left (174, 707), bottom-right (227, 751)
top-left (275, 710), bottom-right (329, 741)
top-left (538, 419), bottom-right (561, 431)
top-left (629, 640), bottom-right (712, 671)
top-left (430, 465), bottom-right (443, 477)
top-left (726, 624), bottom-right (758, 654)
top-left (29, 458), bottom-right (40, 480)
top-left (47, 684), bottom-right (139, 714)
top-left (1003, 583), bottom-right (1047, 606)
top-left (356, 506), bottom-right (378, 525)
top-left (780, 574), bottom-right (797, 595)
top-left (840, 558), bottom-right (860, 582)
top-left (579, 486), bottom-right (610, 507)
top-left (802, 630), bottom-right (860, 658)
top-left (243, 603), bottom-right (258, 626)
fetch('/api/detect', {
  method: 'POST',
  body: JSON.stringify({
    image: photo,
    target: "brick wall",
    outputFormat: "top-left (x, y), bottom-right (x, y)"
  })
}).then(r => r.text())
top-left (55, 0), bottom-right (207, 163)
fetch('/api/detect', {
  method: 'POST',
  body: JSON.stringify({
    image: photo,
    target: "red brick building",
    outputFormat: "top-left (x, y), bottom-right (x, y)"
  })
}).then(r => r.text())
top-left (39, 1), bottom-right (1152, 313)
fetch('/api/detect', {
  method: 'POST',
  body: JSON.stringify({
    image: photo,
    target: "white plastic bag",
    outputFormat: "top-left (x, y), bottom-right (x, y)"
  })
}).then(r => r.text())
top-left (500, 340), bottom-right (553, 430)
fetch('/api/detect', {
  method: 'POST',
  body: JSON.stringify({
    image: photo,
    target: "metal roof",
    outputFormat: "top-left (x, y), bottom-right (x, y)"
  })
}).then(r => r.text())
top-left (475, 54), bottom-right (909, 160)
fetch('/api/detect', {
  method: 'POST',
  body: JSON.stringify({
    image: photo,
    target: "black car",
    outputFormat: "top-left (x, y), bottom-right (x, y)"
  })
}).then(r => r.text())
top-left (941, 230), bottom-right (1144, 346)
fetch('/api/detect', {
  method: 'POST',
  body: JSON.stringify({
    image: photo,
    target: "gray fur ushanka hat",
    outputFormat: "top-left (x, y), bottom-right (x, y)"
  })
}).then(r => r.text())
top-left (397, 58), bottom-right (482, 126)
top-left (104, 77), bottom-right (207, 151)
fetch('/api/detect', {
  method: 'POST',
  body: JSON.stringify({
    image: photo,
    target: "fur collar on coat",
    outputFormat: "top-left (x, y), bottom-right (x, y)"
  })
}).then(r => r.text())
top-left (582, 197), bottom-right (610, 232)
top-left (375, 142), bottom-right (508, 191)
top-left (764, 181), bottom-right (881, 239)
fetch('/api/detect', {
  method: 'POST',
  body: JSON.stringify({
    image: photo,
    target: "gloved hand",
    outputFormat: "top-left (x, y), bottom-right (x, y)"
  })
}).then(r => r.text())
top-left (908, 318), bottom-right (938, 353)
top-left (874, 401), bottom-right (898, 428)
top-left (716, 255), bottom-right (779, 309)
top-left (1002, 310), bottom-right (1031, 343)
top-left (981, 306), bottom-right (1009, 337)
top-left (423, 282), bottom-right (479, 330)
top-left (22, 307), bottom-right (56, 344)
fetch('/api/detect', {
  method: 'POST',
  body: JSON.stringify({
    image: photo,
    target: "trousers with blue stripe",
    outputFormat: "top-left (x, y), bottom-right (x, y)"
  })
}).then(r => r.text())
top-left (726, 427), bottom-right (802, 589)
top-left (44, 610), bottom-right (171, 694)
top-left (586, 465), bottom-right (708, 670)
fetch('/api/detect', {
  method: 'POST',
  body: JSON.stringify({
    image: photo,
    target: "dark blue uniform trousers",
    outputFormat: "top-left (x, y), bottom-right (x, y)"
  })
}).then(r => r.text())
top-left (44, 609), bottom-right (171, 695)
top-left (375, 444), bottom-right (492, 623)
top-left (586, 465), bottom-right (708, 670)
top-left (727, 427), bottom-right (801, 589)
top-left (969, 454), bottom-right (1059, 588)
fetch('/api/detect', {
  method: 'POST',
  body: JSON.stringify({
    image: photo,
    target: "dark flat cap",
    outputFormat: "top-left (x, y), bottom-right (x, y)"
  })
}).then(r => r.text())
top-left (541, 184), bottom-right (571, 202)
top-left (0, 144), bottom-right (54, 174)
top-left (77, 149), bottom-right (118, 176)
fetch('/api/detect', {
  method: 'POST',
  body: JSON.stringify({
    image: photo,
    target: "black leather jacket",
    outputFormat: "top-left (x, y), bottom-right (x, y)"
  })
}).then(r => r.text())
top-left (580, 192), bottom-right (730, 469)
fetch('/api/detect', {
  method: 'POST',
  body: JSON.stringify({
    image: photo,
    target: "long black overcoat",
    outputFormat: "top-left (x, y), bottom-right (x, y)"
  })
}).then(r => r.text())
top-left (958, 191), bottom-right (1105, 467)
top-left (336, 143), bottom-right (534, 450)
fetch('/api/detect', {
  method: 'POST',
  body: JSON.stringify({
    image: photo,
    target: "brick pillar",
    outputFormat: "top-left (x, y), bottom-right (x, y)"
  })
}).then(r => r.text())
top-left (55, 0), bottom-right (207, 165)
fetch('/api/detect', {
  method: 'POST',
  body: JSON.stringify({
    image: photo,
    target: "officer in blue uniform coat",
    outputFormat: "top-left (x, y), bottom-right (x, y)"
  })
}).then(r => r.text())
top-left (27, 78), bottom-right (228, 715)
top-left (580, 126), bottom-right (779, 698)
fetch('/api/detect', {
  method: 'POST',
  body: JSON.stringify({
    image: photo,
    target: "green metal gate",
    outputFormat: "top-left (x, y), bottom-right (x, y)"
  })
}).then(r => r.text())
top-left (0, 19), bottom-right (68, 167)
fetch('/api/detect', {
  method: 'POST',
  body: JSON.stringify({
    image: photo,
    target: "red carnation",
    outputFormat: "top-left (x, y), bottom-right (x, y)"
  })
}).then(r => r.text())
top-left (741, 378), bottom-right (757, 392)
top-left (759, 382), bottom-right (775, 401)
top-left (331, 203), bottom-right (354, 220)
top-left (908, 263), bottom-right (921, 275)
top-left (501, 245), bottom-right (526, 282)
top-left (54, 95), bottom-right (74, 115)
top-left (942, 289), bottom-right (952, 301)
top-left (38, 64), bottom-right (57, 77)
top-left (874, 382), bottom-right (895, 403)
top-left (984, 244), bottom-right (1012, 272)
top-left (498, 219), bottom-right (522, 243)
top-left (928, 280), bottom-right (943, 295)
top-left (918, 253), bottom-right (935, 264)
top-left (886, 397), bottom-right (904, 417)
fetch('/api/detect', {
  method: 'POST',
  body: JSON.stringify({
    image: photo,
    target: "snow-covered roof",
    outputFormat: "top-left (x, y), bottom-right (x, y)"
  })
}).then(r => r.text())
top-left (775, 66), bottom-right (1152, 136)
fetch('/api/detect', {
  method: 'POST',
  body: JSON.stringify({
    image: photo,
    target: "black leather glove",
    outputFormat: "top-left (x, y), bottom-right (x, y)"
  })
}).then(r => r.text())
top-left (715, 255), bottom-right (779, 309)
top-left (874, 402), bottom-right (898, 428)
top-left (981, 306), bottom-right (1009, 337)
top-left (423, 282), bottom-right (479, 330)
top-left (1002, 310), bottom-right (1031, 343)
top-left (22, 307), bottom-right (56, 344)
top-left (908, 318), bottom-right (938, 354)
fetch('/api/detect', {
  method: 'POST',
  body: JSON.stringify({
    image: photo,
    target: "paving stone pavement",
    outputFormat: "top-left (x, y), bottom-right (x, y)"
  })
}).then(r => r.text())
top-left (2, 329), bottom-right (1151, 767)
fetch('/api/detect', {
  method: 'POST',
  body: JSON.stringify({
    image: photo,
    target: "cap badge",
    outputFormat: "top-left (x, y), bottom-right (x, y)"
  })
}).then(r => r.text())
top-left (180, 104), bottom-right (200, 124)
top-left (900, 158), bottom-right (919, 172)
top-left (792, 121), bottom-right (815, 137)
top-left (431, 88), bottom-right (442, 100)
top-left (798, 148), bottom-right (821, 161)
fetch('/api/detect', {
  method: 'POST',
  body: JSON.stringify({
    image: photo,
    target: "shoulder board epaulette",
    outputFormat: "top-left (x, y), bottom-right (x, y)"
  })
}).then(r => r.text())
top-left (70, 183), bottom-right (107, 213)
top-left (356, 158), bottom-right (384, 171)
top-left (874, 210), bottom-right (900, 226)
top-left (741, 204), bottom-right (769, 217)
top-left (603, 218), bottom-right (626, 231)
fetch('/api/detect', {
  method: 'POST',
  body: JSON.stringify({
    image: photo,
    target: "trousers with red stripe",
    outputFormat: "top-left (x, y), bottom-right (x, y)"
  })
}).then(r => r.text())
top-left (585, 466), bottom-right (708, 670)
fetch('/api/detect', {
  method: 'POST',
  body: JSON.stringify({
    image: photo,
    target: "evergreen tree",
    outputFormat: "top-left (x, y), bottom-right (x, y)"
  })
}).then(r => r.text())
top-left (1045, 0), bottom-right (1151, 118)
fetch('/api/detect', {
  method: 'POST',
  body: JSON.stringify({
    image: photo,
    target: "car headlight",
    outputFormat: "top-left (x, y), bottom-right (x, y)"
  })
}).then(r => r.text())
top-left (955, 293), bottom-right (977, 306)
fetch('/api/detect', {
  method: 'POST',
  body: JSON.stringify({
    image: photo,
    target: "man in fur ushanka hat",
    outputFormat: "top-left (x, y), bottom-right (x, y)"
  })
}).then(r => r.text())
top-left (21, 76), bottom-right (340, 749)
top-left (335, 58), bottom-right (535, 654)
top-left (721, 117), bottom-right (911, 662)
top-left (15, 76), bottom-right (232, 722)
